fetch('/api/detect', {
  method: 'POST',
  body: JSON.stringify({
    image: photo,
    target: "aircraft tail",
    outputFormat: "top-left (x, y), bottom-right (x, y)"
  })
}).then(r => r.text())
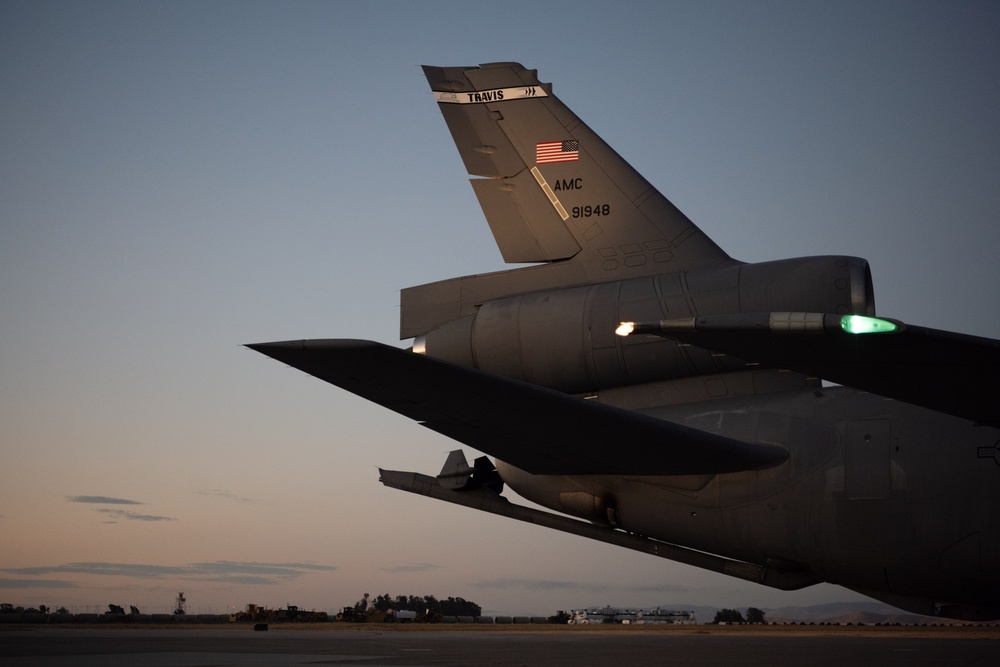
top-left (423, 63), bottom-right (731, 269)
top-left (402, 63), bottom-right (734, 339)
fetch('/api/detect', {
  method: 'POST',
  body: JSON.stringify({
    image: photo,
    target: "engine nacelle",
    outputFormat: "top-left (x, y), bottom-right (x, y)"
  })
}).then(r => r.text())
top-left (414, 256), bottom-right (873, 393)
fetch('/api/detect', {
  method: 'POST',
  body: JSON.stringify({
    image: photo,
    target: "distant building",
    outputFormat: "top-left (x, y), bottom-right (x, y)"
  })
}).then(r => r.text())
top-left (567, 606), bottom-right (695, 624)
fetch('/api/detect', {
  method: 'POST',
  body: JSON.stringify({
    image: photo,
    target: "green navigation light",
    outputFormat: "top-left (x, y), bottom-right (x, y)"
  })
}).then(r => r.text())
top-left (840, 315), bottom-right (898, 334)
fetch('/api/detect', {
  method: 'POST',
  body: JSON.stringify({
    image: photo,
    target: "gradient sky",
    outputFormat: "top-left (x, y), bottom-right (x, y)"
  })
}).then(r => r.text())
top-left (2, 1), bottom-right (998, 616)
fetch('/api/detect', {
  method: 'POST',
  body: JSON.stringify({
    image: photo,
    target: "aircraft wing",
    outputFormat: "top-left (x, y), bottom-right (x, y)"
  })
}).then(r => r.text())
top-left (622, 313), bottom-right (1000, 427)
top-left (246, 339), bottom-right (788, 475)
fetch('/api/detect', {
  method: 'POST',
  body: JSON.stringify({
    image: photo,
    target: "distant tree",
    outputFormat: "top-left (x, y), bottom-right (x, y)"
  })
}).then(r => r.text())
top-left (372, 594), bottom-right (393, 612)
top-left (388, 595), bottom-right (428, 615)
top-left (712, 608), bottom-right (746, 624)
top-left (359, 593), bottom-right (483, 619)
top-left (438, 596), bottom-right (481, 617)
top-left (549, 610), bottom-right (571, 624)
top-left (746, 607), bottom-right (766, 624)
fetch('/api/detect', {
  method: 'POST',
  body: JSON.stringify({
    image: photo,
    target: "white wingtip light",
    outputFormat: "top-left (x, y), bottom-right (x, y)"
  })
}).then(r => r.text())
top-left (615, 322), bottom-right (635, 337)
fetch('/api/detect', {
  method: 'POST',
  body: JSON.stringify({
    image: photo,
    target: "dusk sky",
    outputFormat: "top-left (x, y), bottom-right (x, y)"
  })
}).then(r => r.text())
top-left (2, 1), bottom-right (998, 616)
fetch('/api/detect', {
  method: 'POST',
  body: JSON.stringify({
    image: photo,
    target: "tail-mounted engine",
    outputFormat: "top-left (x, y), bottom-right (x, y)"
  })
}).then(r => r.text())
top-left (414, 256), bottom-right (873, 393)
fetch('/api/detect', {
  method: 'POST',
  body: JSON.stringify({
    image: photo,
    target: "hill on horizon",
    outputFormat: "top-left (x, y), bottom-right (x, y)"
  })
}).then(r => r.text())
top-left (647, 601), bottom-right (986, 625)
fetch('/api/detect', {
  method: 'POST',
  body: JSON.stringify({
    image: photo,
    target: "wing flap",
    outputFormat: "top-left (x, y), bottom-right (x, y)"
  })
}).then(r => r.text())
top-left (247, 339), bottom-right (788, 475)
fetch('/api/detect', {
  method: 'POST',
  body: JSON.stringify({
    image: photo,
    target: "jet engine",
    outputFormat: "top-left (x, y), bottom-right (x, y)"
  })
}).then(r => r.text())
top-left (414, 255), bottom-right (873, 393)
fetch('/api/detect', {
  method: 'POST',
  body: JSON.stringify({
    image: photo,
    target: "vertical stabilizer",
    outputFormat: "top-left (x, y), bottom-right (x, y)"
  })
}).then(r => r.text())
top-left (423, 63), bottom-right (732, 271)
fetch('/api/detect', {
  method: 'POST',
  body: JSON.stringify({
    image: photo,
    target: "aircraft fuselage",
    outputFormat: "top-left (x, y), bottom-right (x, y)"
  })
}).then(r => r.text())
top-left (499, 387), bottom-right (1000, 619)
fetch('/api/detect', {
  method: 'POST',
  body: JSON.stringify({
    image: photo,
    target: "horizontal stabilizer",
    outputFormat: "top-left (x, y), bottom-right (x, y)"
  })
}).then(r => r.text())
top-left (622, 313), bottom-right (1000, 426)
top-left (247, 339), bottom-right (788, 475)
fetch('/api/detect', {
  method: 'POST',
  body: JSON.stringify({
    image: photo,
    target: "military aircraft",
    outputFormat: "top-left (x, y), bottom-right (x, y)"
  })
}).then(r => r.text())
top-left (249, 63), bottom-right (1000, 621)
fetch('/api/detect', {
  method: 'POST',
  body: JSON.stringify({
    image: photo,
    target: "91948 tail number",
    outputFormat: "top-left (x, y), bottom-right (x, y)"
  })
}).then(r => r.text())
top-left (572, 204), bottom-right (610, 218)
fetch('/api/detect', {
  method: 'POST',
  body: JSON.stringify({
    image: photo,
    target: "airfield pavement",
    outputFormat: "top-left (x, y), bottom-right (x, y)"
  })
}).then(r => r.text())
top-left (2, 623), bottom-right (1000, 666)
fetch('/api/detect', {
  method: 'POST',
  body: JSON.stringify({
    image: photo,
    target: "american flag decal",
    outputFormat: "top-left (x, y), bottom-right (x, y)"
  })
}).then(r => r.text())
top-left (536, 140), bottom-right (580, 164)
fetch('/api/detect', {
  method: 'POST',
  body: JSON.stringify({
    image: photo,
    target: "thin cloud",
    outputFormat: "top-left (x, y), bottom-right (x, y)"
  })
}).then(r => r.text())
top-left (0, 578), bottom-right (77, 589)
top-left (475, 577), bottom-right (583, 592)
top-left (383, 563), bottom-right (441, 573)
top-left (4, 561), bottom-right (338, 586)
top-left (66, 496), bottom-right (143, 505)
top-left (195, 489), bottom-right (265, 505)
top-left (8, 563), bottom-right (183, 578)
top-left (64, 496), bottom-right (174, 522)
top-left (186, 561), bottom-right (338, 585)
top-left (95, 508), bottom-right (175, 522)
top-left (474, 577), bottom-right (689, 595)
top-left (189, 561), bottom-right (338, 580)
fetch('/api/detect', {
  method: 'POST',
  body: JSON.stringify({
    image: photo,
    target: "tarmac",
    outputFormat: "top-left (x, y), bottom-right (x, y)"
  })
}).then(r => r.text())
top-left (2, 624), bottom-right (1000, 666)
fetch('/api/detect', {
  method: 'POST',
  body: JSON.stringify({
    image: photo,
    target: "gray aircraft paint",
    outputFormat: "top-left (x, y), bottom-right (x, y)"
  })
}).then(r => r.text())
top-left (249, 63), bottom-right (999, 622)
